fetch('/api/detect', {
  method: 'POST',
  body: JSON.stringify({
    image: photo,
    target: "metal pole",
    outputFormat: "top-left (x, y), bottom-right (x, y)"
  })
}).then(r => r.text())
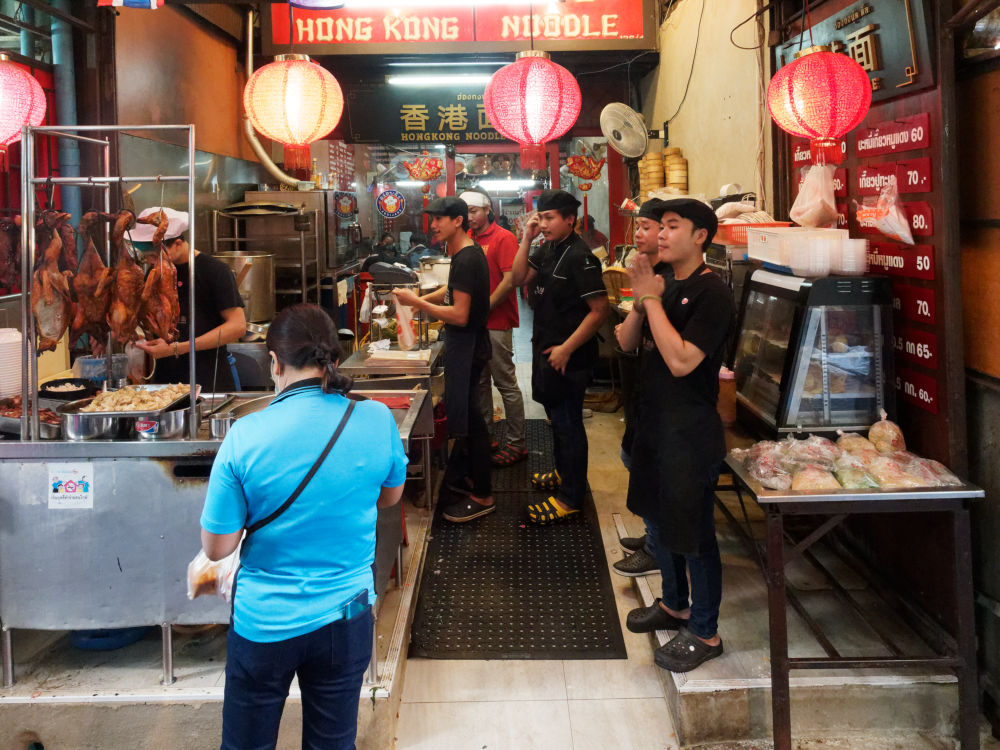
top-left (300, 214), bottom-right (307, 304)
top-left (1, 625), bottom-right (12, 688)
top-left (159, 623), bottom-right (175, 686)
top-left (766, 509), bottom-right (792, 750)
top-left (19, 126), bottom-right (31, 441)
top-left (103, 132), bottom-right (112, 387)
top-left (188, 126), bottom-right (197, 438)
top-left (367, 617), bottom-right (377, 684)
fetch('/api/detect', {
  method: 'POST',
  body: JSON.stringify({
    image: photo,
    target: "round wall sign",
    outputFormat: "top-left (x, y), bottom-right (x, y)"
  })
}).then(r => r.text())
top-left (376, 189), bottom-right (405, 219)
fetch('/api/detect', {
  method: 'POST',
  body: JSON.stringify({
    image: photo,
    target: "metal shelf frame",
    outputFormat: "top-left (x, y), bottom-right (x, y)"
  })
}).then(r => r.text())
top-left (19, 124), bottom-right (198, 441)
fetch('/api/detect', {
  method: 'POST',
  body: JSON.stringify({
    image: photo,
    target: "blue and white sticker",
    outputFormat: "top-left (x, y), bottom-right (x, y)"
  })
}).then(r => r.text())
top-left (376, 190), bottom-right (406, 219)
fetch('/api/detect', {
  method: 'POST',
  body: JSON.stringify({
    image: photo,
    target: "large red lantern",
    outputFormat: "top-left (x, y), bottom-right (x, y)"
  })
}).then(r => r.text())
top-left (484, 51), bottom-right (581, 170)
top-left (0, 56), bottom-right (46, 158)
top-left (243, 55), bottom-right (343, 146)
top-left (767, 46), bottom-right (871, 165)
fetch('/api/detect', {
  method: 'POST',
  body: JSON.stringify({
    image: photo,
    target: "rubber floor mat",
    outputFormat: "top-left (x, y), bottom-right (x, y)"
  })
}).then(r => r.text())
top-left (410, 421), bottom-right (626, 660)
top-left (490, 419), bottom-right (554, 492)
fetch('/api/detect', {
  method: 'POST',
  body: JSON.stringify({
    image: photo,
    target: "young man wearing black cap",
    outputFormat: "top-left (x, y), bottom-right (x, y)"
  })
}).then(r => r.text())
top-left (511, 189), bottom-right (610, 525)
top-left (459, 187), bottom-right (527, 468)
top-left (393, 196), bottom-right (493, 523)
top-left (618, 198), bottom-right (735, 673)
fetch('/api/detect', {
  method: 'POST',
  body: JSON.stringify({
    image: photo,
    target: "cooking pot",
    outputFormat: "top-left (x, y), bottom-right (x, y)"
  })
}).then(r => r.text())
top-left (215, 251), bottom-right (275, 323)
top-left (418, 256), bottom-right (450, 287)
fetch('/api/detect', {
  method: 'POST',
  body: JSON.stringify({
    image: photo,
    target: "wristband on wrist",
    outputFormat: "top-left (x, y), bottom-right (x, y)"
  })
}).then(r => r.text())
top-left (638, 294), bottom-right (662, 308)
top-left (173, 341), bottom-right (179, 358)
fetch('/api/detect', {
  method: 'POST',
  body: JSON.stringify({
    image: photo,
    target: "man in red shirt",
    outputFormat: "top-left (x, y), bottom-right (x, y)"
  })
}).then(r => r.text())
top-left (460, 188), bottom-right (527, 467)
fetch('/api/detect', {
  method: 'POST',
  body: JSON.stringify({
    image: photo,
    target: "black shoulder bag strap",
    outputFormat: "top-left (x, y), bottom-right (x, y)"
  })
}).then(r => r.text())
top-left (244, 400), bottom-right (356, 537)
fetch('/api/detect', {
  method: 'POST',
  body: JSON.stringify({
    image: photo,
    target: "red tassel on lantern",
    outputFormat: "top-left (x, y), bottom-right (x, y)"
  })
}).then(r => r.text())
top-left (767, 46), bottom-right (871, 165)
top-left (484, 51), bottom-right (581, 171)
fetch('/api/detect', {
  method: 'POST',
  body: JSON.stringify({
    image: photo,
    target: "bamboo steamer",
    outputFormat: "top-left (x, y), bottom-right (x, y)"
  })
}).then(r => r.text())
top-left (663, 147), bottom-right (682, 157)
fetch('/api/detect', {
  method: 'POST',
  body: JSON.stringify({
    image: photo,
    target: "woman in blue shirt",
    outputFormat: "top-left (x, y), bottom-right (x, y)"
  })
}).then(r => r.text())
top-left (201, 303), bottom-right (407, 750)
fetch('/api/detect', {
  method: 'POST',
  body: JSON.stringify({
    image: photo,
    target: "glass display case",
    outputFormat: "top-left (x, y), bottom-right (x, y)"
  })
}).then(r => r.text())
top-left (732, 269), bottom-right (895, 437)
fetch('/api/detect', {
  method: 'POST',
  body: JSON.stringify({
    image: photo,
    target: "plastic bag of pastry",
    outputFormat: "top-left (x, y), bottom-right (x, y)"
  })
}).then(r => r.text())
top-left (868, 455), bottom-right (924, 489)
top-left (855, 175), bottom-right (914, 245)
top-left (186, 545), bottom-right (241, 601)
top-left (745, 441), bottom-right (793, 490)
top-left (836, 430), bottom-right (878, 456)
top-left (869, 409), bottom-right (906, 453)
top-left (785, 435), bottom-right (839, 468)
top-left (395, 303), bottom-right (416, 351)
top-left (924, 458), bottom-right (963, 486)
top-left (790, 165), bottom-right (839, 228)
top-left (833, 465), bottom-right (880, 490)
top-left (791, 465), bottom-right (843, 491)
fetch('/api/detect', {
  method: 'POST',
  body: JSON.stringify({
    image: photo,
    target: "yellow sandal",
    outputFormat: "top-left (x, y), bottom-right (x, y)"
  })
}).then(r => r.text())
top-left (530, 470), bottom-right (561, 491)
top-left (527, 496), bottom-right (580, 525)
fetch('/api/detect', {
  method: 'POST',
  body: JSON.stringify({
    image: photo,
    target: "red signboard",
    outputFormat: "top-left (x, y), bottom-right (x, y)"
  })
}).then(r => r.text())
top-left (905, 200), bottom-right (934, 237)
top-left (893, 283), bottom-right (936, 325)
top-left (893, 325), bottom-right (939, 370)
top-left (836, 202), bottom-right (849, 229)
top-left (856, 163), bottom-right (896, 196)
top-left (895, 366), bottom-right (940, 414)
top-left (855, 112), bottom-right (931, 158)
top-left (270, 1), bottom-right (646, 47)
top-left (793, 141), bottom-right (811, 166)
top-left (895, 157), bottom-right (932, 193)
top-left (868, 242), bottom-right (935, 280)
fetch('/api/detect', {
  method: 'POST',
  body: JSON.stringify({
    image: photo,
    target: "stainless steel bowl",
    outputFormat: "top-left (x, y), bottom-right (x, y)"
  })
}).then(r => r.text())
top-left (59, 400), bottom-right (122, 441)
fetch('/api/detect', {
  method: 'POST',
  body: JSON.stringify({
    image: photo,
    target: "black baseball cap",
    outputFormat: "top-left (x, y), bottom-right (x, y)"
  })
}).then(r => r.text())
top-left (660, 198), bottom-right (718, 246)
top-left (536, 189), bottom-right (581, 213)
top-left (637, 198), bottom-right (670, 221)
top-left (424, 196), bottom-right (468, 220)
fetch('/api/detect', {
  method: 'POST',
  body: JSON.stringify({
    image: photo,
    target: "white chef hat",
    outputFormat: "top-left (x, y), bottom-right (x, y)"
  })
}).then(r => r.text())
top-left (458, 190), bottom-right (492, 210)
top-left (130, 206), bottom-right (189, 243)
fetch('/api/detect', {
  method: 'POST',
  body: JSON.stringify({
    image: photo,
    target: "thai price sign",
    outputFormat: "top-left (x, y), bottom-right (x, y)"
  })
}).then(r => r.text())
top-left (868, 241), bottom-right (935, 280)
top-left (893, 283), bottom-right (936, 325)
top-left (893, 324), bottom-right (938, 370)
top-left (855, 113), bottom-right (931, 157)
top-left (895, 366), bottom-right (939, 414)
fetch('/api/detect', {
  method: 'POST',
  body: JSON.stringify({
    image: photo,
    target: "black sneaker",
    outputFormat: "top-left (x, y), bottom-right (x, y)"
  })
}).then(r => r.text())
top-left (654, 628), bottom-right (724, 673)
top-left (443, 498), bottom-right (496, 523)
top-left (620, 534), bottom-right (647, 552)
top-left (626, 599), bottom-right (689, 634)
top-left (612, 548), bottom-right (658, 577)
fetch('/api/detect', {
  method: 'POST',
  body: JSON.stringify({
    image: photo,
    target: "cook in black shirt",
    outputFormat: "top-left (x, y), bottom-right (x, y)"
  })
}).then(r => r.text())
top-left (510, 190), bottom-right (610, 525)
top-left (133, 207), bottom-right (246, 391)
top-left (618, 198), bottom-right (735, 674)
top-left (393, 196), bottom-right (493, 523)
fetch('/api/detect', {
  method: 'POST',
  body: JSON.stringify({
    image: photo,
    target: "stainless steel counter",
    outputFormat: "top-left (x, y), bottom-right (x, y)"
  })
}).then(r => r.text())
top-left (339, 341), bottom-right (444, 378)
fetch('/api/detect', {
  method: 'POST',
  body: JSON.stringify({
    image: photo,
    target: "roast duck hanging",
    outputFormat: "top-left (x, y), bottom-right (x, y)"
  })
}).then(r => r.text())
top-left (69, 211), bottom-right (115, 354)
top-left (31, 211), bottom-right (74, 352)
top-left (137, 209), bottom-right (180, 343)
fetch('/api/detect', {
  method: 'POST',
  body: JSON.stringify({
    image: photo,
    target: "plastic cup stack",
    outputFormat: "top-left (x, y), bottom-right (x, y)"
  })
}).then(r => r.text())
top-left (836, 239), bottom-right (869, 276)
top-left (0, 328), bottom-right (22, 397)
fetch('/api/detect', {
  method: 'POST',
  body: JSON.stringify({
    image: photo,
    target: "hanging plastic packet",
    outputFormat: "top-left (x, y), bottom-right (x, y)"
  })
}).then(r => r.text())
top-left (396, 303), bottom-right (416, 350)
top-left (790, 165), bottom-right (839, 228)
top-left (187, 543), bottom-right (241, 601)
top-left (855, 175), bottom-right (914, 245)
top-left (359, 286), bottom-right (372, 323)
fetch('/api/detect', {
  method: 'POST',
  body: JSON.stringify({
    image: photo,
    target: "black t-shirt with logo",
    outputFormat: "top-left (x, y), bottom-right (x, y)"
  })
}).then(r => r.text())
top-left (528, 233), bottom-right (607, 370)
top-left (444, 243), bottom-right (490, 334)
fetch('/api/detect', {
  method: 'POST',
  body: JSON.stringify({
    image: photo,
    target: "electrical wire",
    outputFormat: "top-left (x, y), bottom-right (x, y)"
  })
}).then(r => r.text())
top-left (730, 1), bottom-right (776, 51)
top-left (664, 0), bottom-right (706, 123)
top-left (576, 50), bottom-right (657, 77)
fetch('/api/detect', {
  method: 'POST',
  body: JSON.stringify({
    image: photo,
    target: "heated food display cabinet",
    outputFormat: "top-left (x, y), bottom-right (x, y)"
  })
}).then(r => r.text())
top-left (732, 270), bottom-right (895, 437)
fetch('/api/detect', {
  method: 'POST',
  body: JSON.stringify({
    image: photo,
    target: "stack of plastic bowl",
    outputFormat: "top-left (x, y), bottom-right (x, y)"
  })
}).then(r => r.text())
top-left (0, 329), bottom-right (22, 397)
top-left (835, 239), bottom-right (869, 276)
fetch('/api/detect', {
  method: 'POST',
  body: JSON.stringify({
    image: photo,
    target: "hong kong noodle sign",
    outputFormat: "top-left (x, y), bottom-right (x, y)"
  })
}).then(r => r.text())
top-left (264, 0), bottom-right (655, 55)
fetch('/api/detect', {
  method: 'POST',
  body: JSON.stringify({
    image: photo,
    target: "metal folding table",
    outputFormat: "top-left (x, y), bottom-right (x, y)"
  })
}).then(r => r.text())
top-left (723, 456), bottom-right (984, 750)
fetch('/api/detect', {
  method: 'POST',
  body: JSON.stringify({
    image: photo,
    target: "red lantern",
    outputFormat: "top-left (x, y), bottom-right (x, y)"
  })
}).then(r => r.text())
top-left (484, 51), bottom-right (581, 170)
top-left (243, 55), bottom-right (343, 146)
top-left (767, 46), bottom-right (871, 165)
top-left (0, 57), bottom-right (46, 159)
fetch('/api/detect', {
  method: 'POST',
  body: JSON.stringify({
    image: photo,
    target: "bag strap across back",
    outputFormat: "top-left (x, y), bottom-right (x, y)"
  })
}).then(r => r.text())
top-left (245, 400), bottom-right (356, 537)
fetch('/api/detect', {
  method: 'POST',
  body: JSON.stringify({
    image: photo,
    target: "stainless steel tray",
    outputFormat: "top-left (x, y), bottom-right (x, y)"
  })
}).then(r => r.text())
top-left (0, 397), bottom-right (63, 439)
top-left (59, 384), bottom-right (198, 418)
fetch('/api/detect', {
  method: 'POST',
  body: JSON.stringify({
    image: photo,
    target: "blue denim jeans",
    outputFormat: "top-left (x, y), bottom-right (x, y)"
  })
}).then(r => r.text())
top-left (644, 467), bottom-right (722, 639)
top-left (221, 608), bottom-right (373, 750)
top-left (543, 367), bottom-right (590, 509)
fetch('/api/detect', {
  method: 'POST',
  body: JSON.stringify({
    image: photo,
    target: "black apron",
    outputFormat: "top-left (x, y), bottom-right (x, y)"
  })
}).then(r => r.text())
top-left (626, 264), bottom-right (725, 556)
top-left (443, 328), bottom-right (491, 437)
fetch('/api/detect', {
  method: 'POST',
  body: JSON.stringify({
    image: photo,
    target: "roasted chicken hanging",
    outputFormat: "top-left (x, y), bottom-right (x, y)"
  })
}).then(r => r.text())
top-left (31, 212), bottom-right (74, 352)
top-left (69, 211), bottom-right (114, 353)
top-left (106, 210), bottom-right (144, 345)
top-left (136, 209), bottom-right (180, 343)
top-left (0, 216), bottom-right (21, 293)
top-left (57, 215), bottom-right (78, 274)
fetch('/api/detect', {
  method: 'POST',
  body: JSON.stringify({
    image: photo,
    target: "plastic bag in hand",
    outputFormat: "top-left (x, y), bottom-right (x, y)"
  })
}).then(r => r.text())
top-left (396, 303), bottom-right (416, 350)
top-left (855, 175), bottom-right (914, 245)
top-left (790, 165), bottom-right (839, 228)
top-left (186, 545), bottom-right (241, 601)
top-left (359, 287), bottom-right (372, 323)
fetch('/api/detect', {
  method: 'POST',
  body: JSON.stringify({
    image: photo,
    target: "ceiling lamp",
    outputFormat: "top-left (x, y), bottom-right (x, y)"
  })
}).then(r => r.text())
top-left (0, 55), bottom-right (47, 157)
top-left (243, 55), bottom-right (343, 147)
top-left (766, 46), bottom-right (871, 165)
top-left (484, 51), bottom-right (581, 170)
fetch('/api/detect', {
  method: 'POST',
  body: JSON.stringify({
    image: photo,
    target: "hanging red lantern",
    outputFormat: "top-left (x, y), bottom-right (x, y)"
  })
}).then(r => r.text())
top-left (767, 46), bottom-right (871, 165)
top-left (484, 51), bottom-right (581, 171)
top-left (243, 55), bottom-right (343, 147)
top-left (0, 56), bottom-right (47, 162)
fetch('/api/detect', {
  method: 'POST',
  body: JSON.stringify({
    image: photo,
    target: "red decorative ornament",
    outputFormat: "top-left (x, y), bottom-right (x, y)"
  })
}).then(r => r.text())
top-left (402, 151), bottom-right (443, 231)
top-left (0, 57), bottom-right (46, 162)
top-left (243, 55), bottom-right (343, 146)
top-left (484, 51), bottom-right (581, 170)
top-left (767, 46), bottom-right (871, 165)
top-left (566, 151), bottom-right (605, 229)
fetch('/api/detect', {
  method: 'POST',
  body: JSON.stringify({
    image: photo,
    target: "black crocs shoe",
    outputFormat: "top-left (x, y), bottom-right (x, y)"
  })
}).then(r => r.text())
top-left (620, 534), bottom-right (647, 552)
top-left (626, 599), bottom-right (690, 634)
top-left (613, 548), bottom-right (658, 577)
top-left (443, 498), bottom-right (496, 523)
top-left (654, 628), bottom-right (724, 673)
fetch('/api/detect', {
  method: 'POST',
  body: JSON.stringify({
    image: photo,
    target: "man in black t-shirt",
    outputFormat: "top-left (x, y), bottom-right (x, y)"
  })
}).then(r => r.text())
top-left (393, 197), bottom-right (493, 523)
top-left (618, 198), bottom-right (735, 674)
top-left (511, 190), bottom-right (610, 525)
top-left (133, 207), bottom-right (246, 391)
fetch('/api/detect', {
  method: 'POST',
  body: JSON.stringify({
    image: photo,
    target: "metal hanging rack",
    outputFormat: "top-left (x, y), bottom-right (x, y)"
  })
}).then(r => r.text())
top-left (20, 124), bottom-right (198, 440)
